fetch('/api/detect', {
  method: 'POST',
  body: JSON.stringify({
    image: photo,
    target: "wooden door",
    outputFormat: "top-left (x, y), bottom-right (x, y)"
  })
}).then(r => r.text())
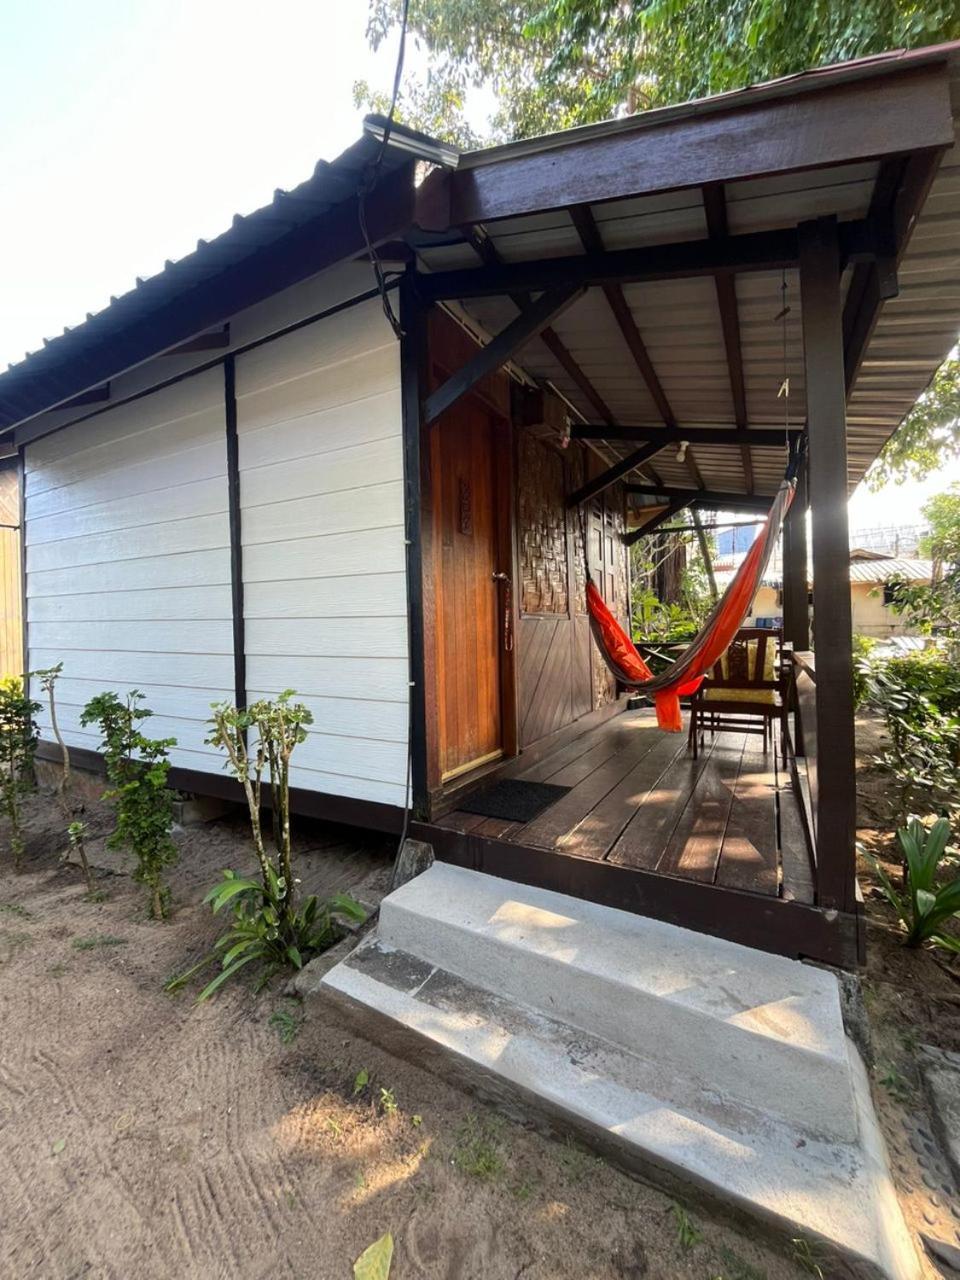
top-left (432, 397), bottom-right (507, 781)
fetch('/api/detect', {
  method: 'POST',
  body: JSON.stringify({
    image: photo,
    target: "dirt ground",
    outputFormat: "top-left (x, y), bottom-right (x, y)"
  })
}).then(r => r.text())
top-left (0, 779), bottom-right (809, 1280)
top-left (853, 712), bottom-right (960, 1277)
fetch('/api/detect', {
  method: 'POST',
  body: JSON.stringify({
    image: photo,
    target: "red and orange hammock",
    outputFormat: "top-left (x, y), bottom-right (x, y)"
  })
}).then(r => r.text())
top-left (586, 477), bottom-right (796, 732)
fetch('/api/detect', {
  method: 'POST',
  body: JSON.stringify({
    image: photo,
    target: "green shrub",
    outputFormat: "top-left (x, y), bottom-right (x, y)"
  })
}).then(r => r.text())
top-left (868, 816), bottom-right (960, 953)
top-left (882, 651), bottom-right (960, 716)
top-left (0, 677), bottom-right (40, 867)
top-left (852, 634), bottom-right (877, 710)
top-left (79, 691), bottom-right (178, 919)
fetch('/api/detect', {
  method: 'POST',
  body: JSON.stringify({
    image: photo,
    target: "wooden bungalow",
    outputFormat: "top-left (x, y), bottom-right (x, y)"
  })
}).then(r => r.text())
top-left (2, 42), bottom-right (960, 975)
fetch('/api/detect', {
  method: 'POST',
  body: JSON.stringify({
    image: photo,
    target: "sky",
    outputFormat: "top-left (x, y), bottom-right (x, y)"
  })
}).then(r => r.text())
top-left (1, 0), bottom-right (955, 531)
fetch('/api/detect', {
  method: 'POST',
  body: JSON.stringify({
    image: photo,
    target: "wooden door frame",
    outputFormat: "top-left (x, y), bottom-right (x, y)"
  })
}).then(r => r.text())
top-left (416, 310), bottom-right (519, 813)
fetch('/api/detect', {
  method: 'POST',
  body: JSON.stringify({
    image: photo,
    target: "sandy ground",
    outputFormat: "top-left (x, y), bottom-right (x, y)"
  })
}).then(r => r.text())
top-left (0, 782), bottom-right (807, 1280)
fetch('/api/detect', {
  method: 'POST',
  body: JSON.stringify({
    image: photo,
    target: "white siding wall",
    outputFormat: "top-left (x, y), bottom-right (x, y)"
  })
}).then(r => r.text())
top-left (25, 369), bottom-right (234, 774)
top-left (236, 298), bottom-right (408, 808)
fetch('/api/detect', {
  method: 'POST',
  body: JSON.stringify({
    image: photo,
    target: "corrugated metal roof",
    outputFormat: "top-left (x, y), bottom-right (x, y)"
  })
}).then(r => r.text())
top-left (848, 557), bottom-right (932, 582)
top-left (0, 127), bottom-right (412, 431)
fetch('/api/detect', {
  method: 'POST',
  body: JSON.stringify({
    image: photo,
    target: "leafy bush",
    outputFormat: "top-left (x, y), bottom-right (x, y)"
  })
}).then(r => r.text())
top-left (861, 656), bottom-right (960, 823)
top-left (168, 691), bottom-right (365, 1001)
top-left (79, 691), bottom-right (178, 919)
top-left (36, 663), bottom-right (94, 893)
top-left (868, 816), bottom-right (960, 953)
top-left (883, 652), bottom-right (960, 717)
top-left (0, 677), bottom-right (40, 867)
top-left (851, 633), bottom-right (876, 710)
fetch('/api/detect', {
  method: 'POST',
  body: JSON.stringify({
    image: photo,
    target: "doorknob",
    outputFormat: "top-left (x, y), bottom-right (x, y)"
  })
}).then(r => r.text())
top-left (491, 572), bottom-right (510, 582)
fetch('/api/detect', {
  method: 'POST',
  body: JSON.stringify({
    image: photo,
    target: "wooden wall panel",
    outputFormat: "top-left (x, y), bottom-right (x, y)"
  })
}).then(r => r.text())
top-left (24, 369), bottom-right (232, 772)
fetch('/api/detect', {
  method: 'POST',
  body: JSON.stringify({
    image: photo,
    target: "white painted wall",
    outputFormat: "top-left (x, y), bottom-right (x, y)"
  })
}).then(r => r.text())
top-left (25, 368), bottom-right (234, 774)
top-left (236, 297), bottom-right (408, 808)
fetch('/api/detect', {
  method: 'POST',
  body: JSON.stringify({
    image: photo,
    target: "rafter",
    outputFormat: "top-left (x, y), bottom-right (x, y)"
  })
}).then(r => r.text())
top-left (702, 183), bottom-right (754, 493)
top-left (570, 425), bottom-right (802, 447)
top-left (626, 483), bottom-right (771, 512)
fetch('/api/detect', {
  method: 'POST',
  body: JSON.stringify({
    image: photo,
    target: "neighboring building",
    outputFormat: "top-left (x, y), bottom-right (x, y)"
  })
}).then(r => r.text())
top-left (750, 551), bottom-right (933, 637)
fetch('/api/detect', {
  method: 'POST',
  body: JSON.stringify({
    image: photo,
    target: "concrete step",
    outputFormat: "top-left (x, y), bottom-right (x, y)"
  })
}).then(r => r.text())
top-left (320, 864), bottom-right (918, 1280)
top-left (378, 862), bottom-right (855, 1142)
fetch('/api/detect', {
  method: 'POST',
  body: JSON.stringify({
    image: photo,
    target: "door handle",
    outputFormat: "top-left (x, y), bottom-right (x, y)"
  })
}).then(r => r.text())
top-left (491, 574), bottom-right (513, 651)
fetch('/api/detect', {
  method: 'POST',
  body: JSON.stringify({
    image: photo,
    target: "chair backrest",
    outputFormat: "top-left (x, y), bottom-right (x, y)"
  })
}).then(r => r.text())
top-left (705, 626), bottom-right (783, 690)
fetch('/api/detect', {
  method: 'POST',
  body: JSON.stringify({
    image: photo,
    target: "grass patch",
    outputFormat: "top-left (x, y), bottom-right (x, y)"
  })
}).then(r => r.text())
top-left (451, 1113), bottom-right (506, 1181)
top-left (714, 1245), bottom-right (767, 1280)
top-left (269, 1005), bottom-right (302, 1045)
top-left (72, 934), bottom-right (128, 951)
top-left (671, 1202), bottom-right (703, 1250)
top-left (0, 903), bottom-right (30, 918)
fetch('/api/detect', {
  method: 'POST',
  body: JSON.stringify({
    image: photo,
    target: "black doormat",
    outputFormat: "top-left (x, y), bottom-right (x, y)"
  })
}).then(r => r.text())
top-left (459, 779), bottom-right (570, 823)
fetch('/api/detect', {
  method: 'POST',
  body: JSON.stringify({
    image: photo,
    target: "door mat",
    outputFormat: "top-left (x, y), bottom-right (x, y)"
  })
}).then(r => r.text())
top-left (459, 779), bottom-right (570, 824)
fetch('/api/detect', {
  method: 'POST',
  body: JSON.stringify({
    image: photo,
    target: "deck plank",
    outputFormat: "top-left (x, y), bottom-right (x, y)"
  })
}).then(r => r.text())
top-left (559, 733), bottom-right (687, 861)
top-left (715, 742), bottom-right (779, 895)
top-left (515, 718), bottom-right (663, 850)
top-left (779, 773), bottom-right (817, 904)
top-left (607, 732), bottom-right (721, 870)
top-left (655, 732), bottom-right (745, 882)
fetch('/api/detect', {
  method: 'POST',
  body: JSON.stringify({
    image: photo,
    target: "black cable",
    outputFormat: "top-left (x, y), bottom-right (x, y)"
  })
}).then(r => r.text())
top-left (357, 0), bottom-right (411, 341)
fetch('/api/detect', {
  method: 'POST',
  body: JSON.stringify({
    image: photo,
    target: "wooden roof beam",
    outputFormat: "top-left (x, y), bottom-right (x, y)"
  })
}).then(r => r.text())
top-left (571, 425), bottom-right (802, 447)
top-left (424, 284), bottom-right (584, 424)
top-left (626, 483), bottom-right (772, 512)
top-left (567, 442), bottom-right (668, 508)
top-left (702, 183), bottom-right (754, 493)
top-left (417, 224), bottom-right (849, 301)
top-left (623, 498), bottom-right (691, 544)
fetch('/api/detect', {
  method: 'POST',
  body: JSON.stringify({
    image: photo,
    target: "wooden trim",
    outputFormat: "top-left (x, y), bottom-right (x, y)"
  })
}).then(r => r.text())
top-left (223, 356), bottom-right (245, 711)
top-left (567, 443), bottom-right (667, 508)
top-left (399, 275), bottom-right (430, 815)
top-left (413, 819), bottom-right (860, 968)
top-left (416, 219), bottom-right (881, 302)
top-left (424, 62), bottom-right (953, 227)
top-left (799, 217), bottom-right (857, 916)
top-left (34, 740), bottom-right (407, 834)
top-left (423, 286), bottom-right (583, 425)
top-left (164, 325), bottom-right (230, 355)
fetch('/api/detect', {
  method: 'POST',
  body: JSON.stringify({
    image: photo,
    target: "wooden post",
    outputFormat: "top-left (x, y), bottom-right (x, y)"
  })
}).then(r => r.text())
top-left (399, 273), bottom-right (430, 816)
top-left (781, 459), bottom-right (809, 651)
top-left (799, 217), bottom-right (856, 915)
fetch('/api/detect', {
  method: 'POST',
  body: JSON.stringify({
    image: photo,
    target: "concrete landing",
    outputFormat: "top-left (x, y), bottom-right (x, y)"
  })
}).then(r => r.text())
top-left (321, 864), bottom-right (918, 1280)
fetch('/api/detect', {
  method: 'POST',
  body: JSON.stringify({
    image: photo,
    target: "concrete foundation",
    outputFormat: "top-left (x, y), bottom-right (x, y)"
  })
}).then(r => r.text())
top-left (321, 864), bottom-right (919, 1280)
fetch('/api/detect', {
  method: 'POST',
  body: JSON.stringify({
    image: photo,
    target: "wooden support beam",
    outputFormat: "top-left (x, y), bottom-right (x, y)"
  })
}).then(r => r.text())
top-left (799, 216), bottom-right (856, 915)
top-left (623, 498), bottom-right (690, 544)
top-left (703, 183), bottom-right (754, 493)
top-left (691, 508), bottom-right (718, 601)
top-left (416, 219), bottom-right (882, 302)
top-left (164, 325), bottom-right (231, 355)
top-left (571, 425), bottom-right (802, 447)
top-left (567, 442), bottom-right (667, 508)
top-left (423, 285), bottom-right (583, 425)
top-left (782, 459), bottom-right (809, 651)
top-left (625, 483), bottom-right (772, 512)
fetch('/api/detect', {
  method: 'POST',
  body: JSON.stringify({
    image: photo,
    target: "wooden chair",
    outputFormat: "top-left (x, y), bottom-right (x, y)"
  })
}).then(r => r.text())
top-left (688, 627), bottom-right (789, 761)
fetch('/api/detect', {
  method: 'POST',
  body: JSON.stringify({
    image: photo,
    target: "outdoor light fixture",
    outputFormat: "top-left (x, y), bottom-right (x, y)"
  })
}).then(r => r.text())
top-left (676, 439), bottom-right (690, 464)
top-left (363, 116), bottom-right (461, 169)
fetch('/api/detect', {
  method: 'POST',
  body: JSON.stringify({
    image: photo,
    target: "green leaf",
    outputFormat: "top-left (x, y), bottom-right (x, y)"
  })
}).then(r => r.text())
top-left (330, 892), bottom-right (367, 924)
top-left (353, 1232), bottom-right (394, 1280)
top-left (51, 1138), bottom-right (66, 1156)
top-left (353, 1067), bottom-right (369, 1095)
top-left (286, 945), bottom-right (303, 969)
top-left (196, 951), bottom-right (262, 1002)
top-left (916, 888), bottom-right (937, 920)
top-left (205, 877), bottom-right (261, 913)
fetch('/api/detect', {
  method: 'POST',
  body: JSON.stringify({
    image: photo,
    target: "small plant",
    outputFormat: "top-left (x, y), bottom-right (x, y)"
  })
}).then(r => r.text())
top-left (714, 1246), bottom-right (767, 1280)
top-left (671, 1202), bottom-right (703, 1250)
top-left (79, 691), bottom-right (178, 918)
top-left (353, 1067), bottom-right (370, 1096)
top-left (269, 1004), bottom-right (301, 1045)
top-left (72, 933), bottom-right (128, 951)
top-left (451, 1114), bottom-right (505, 1181)
top-left (868, 816), bottom-right (960, 952)
top-left (0, 677), bottom-right (40, 868)
top-left (37, 664), bottom-right (95, 894)
top-left (167, 692), bottom-right (364, 1000)
top-left (788, 1236), bottom-right (825, 1278)
top-left (353, 1232), bottom-right (393, 1280)
top-left (876, 1061), bottom-right (912, 1102)
top-left (379, 1087), bottom-right (398, 1116)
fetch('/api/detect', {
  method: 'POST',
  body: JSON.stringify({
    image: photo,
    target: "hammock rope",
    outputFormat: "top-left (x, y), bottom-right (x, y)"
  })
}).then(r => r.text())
top-left (581, 444), bottom-right (802, 733)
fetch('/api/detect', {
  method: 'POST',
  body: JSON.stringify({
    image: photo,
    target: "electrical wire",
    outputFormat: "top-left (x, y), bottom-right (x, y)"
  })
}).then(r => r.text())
top-left (357, 0), bottom-right (411, 341)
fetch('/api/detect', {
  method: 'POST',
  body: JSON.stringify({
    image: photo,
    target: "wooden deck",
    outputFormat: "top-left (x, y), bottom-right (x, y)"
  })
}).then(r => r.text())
top-left (437, 708), bottom-right (815, 904)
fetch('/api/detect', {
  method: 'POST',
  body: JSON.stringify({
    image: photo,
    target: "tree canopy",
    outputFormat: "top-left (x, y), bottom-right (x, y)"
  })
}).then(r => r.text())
top-left (358, 1), bottom-right (960, 483)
